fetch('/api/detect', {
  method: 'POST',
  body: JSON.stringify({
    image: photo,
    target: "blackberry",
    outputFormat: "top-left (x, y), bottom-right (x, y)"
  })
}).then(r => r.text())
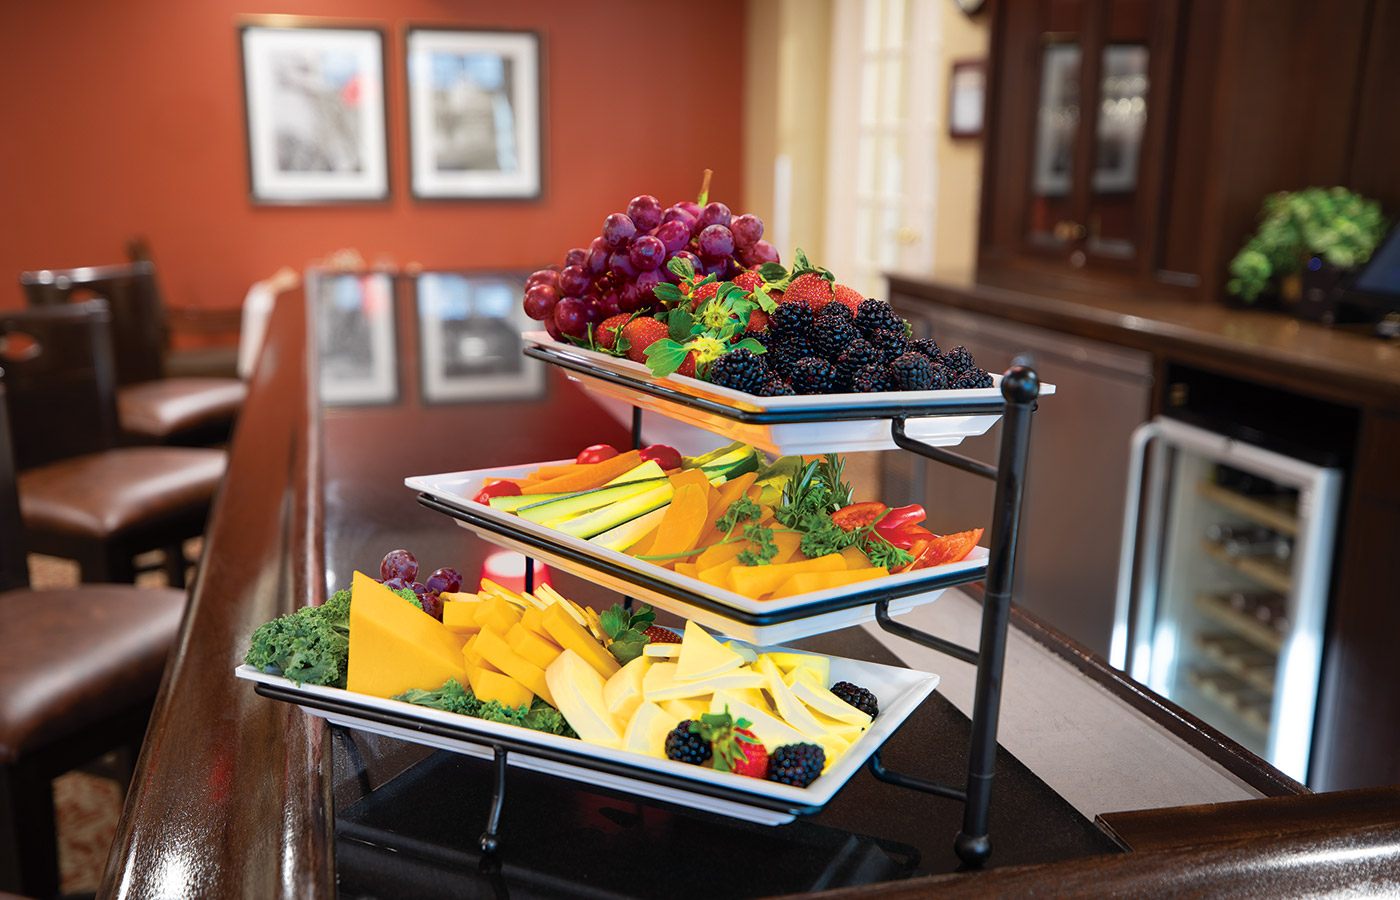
top-left (765, 343), bottom-right (806, 378)
top-left (830, 682), bottom-right (879, 718)
top-left (850, 364), bottom-right (891, 393)
top-left (757, 376), bottom-right (795, 396)
top-left (769, 301), bottom-right (814, 339)
top-left (767, 743), bottom-right (826, 787)
top-left (665, 720), bottom-right (712, 765)
top-left (867, 329), bottom-right (909, 364)
top-left (812, 316), bottom-right (857, 361)
top-left (889, 352), bottom-right (935, 391)
top-left (908, 337), bottom-right (940, 359)
top-left (939, 345), bottom-right (976, 373)
top-left (708, 348), bottom-right (768, 394)
top-left (789, 357), bottom-right (838, 395)
top-left (836, 338), bottom-right (880, 383)
top-left (814, 302), bottom-right (854, 325)
top-left (952, 367), bottom-right (994, 389)
top-left (854, 299), bottom-right (903, 337)
top-left (925, 361), bottom-right (952, 391)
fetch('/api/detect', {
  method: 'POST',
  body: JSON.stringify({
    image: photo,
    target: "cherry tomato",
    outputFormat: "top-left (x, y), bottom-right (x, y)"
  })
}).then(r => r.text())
top-left (876, 522), bottom-right (934, 550)
top-left (639, 443), bottom-right (682, 470)
top-left (830, 501), bottom-right (889, 532)
top-left (472, 480), bottom-right (523, 505)
top-left (577, 444), bottom-right (619, 464)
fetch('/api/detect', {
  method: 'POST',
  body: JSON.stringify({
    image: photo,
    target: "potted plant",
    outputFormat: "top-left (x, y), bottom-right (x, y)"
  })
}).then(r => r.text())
top-left (1226, 187), bottom-right (1388, 322)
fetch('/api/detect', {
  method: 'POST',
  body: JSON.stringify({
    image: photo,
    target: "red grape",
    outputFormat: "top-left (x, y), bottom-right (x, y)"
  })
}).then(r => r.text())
top-left (586, 237), bottom-right (610, 274)
top-left (656, 219), bottom-right (690, 254)
top-left (382, 577), bottom-right (407, 591)
top-left (523, 284), bottom-right (559, 320)
top-left (559, 265), bottom-right (590, 296)
top-left (554, 296), bottom-right (590, 337)
top-left (697, 201), bottom-right (732, 230)
top-left (676, 200), bottom-right (701, 218)
top-left (731, 214), bottom-right (764, 249)
top-left (661, 206), bottom-right (697, 231)
top-left (527, 269), bottom-right (561, 290)
top-left (627, 194), bottom-right (663, 231)
top-left (380, 549), bottom-right (418, 583)
top-left (544, 316), bottom-right (564, 340)
top-left (629, 235), bottom-right (666, 271)
top-left (635, 268), bottom-right (666, 305)
top-left (618, 280), bottom-right (644, 312)
top-left (608, 249), bottom-right (639, 280)
top-left (601, 213), bottom-right (636, 249)
top-left (426, 567), bottom-right (463, 594)
top-left (597, 289), bottom-right (622, 317)
top-left (697, 224), bottom-right (735, 261)
top-left (564, 247), bottom-right (587, 268)
top-left (741, 239), bottom-right (780, 267)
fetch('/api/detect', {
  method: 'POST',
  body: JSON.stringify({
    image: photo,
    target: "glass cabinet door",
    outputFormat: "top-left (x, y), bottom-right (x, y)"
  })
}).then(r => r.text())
top-left (1086, 0), bottom-right (1152, 261)
top-left (1027, 0), bottom-right (1086, 251)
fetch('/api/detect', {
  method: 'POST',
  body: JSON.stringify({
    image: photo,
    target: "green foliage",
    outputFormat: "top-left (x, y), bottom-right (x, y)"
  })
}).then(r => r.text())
top-left (395, 678), bottom-right (578, 738)
top-left (1228, 187), bottom-right (1388, 302)
top-left (245, 589), bottom-right (354, 688)
top-left (600, 603), bottom-right (657, 665)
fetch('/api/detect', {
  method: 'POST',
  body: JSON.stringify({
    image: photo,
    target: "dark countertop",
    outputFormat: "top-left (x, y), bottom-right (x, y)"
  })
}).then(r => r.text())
top-left (889, 270), bottom-right (1400, 408)
top-left (98, 286), bottom-right (1400, 899)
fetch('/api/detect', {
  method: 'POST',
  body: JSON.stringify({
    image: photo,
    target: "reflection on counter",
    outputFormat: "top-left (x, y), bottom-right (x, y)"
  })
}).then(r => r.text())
top-left (312, 268), bottom-right (400, 406)
top-left (414, 271), bottom-right (543, 403)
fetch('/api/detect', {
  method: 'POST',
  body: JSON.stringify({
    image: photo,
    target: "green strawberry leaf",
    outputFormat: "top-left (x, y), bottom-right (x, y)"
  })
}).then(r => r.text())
top-left (752, 287), bottom-right (778, 313)
top-left (794, 248), bottom-right (813, 271)
top-left (668, 306), bottom-right (695, 342)
top-left (644, 339), bottom-right (690, 377)
top-left (732, 337), bottom-right (767, 355)
top-left (667, 256), bottom-right (697, 281)
top-left (757, 262), bottom-right (787, 282)
top-left (654, 283), bottom-right (684, 305)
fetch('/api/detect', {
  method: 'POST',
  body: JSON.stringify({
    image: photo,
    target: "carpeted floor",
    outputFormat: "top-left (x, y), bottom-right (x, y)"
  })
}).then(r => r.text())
top-left (27, 544), bottom-right (198, 898)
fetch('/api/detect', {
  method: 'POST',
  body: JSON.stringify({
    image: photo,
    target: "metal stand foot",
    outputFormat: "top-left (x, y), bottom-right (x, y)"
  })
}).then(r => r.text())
top-left (480, 746), bottom-right (508, 854)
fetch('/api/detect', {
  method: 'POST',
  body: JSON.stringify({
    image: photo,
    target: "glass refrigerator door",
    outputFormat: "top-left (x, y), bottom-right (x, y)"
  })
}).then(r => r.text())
top-left (1113, 418), bottom-right (1342, 783)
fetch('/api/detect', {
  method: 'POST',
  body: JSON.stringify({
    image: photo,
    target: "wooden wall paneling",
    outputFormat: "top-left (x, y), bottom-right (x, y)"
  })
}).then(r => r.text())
top-left (1309, 407), bottom-right (1400, 792)
top-left (1346, 0), bottom-right (1400, 211)
top-left (978, 3), bottom-right (1044, 267)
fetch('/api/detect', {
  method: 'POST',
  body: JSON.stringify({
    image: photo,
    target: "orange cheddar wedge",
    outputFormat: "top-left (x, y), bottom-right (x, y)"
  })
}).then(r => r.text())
top-left (474, 628), bottom-right (556, 708)
top-left (348, 571), bottom-right (466, 699)
top-left (475, 594), bottom-right (521, 635)
top-left (542, 603), bottom-right (620, 680)
top-left (471, 668), bottom-right (534, 708)
top-left (442, 599), bottom-right (482, 635)
top-left (507, 623), bottom-right (563, 670)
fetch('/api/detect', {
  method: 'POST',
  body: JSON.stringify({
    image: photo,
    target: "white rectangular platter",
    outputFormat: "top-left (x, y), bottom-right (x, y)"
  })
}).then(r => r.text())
top-left (406, 462), bottom-right (988, 645)
top-left (236, 645), bottom-right (939, 825)
top-left (524, 332), bottom-right (1055, 456)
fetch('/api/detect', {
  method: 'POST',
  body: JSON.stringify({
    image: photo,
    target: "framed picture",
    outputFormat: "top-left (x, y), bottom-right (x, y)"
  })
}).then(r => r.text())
top-left (404, 28), bottom-right (542, 200)
top-left (414, 271), bottom-right (545, 403)
top-left (309, 268), bottom-right (399, 405)
top-left (948, 59), bottom-right (986, 138)
top-left (239, 24), bottom-right (389, 203)
top-left (1031, 43), bottom-right (1082, 197)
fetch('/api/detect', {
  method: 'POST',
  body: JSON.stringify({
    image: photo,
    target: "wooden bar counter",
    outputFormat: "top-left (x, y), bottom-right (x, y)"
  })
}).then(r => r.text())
top-left (99, 287), bottom-right (1400, 898)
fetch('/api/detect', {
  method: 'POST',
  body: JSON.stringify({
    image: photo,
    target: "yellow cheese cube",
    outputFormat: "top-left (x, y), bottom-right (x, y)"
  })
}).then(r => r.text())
top-left (542, 603), bottom-right (620, 680)
top-left (347, 571), bottom-right (467, 699)
top-left (442, 599), bottom-right (482, 635)
top-left (506, 623), bottom-right (564, 670)
top-left (476, 594), bottom-right (522, 635)
top-left (472, 668), bottom-right (534, 709)
top-left (475, 627), bottom-right (556, 708)
top-left (520, 606), bottom-right (550, 639)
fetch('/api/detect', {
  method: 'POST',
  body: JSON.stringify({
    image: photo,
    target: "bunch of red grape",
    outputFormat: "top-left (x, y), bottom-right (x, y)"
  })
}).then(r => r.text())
top-left (379, 548), bottom-right (461, 622)
top-left (522, 192), bottom-right (779, 340)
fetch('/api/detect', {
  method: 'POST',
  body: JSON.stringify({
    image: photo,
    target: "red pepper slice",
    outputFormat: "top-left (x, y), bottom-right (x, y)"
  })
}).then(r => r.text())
top-left (880, 504), bottom-right (926, 530)
top-left (830, 501), bottom-right (888, 532)
top-left (577, 444), bottom-right (619, 465)
top-left (472, 480), bottom-right (523, 505)
top-left (876, 522), bottom-right (934, 550)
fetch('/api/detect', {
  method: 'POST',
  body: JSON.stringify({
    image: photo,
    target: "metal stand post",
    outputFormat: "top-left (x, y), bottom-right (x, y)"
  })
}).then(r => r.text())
top-left (871, 366), bottom-right (1040, 866)
top-left (479, 746), bottom-right (509, 854)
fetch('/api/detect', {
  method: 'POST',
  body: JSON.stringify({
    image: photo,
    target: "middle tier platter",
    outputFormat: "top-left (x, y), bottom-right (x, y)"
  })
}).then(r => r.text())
top-left (408, 462), bottom-right (988, 644)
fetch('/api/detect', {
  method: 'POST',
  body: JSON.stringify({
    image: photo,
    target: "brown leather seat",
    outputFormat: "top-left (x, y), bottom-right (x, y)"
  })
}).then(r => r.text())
top-left (0, 382), bottom-right (185, 900)
top-left (116, 375), bottom-right (246, 443)
top-left (0, 301), bottom-right (225, 586)
top-left (20, 262), bottom-right (245, 446)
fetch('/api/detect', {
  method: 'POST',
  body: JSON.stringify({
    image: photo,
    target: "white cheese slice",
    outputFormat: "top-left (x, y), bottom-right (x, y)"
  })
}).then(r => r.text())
top-left (756, 656), bottom-right (852, 753)
top-left (602, 655), bottom-right (651, 721)
top-left (675, 620), bottom-right (743, 682)
top-left (709, 692), bottom-right (807, 754)
top-left (623, 701), bottom-right (676, 759)
top-left (642, 642), bottom-right (682, 659)
top-left (790, 668), bottom-right (874, 726)
top-left (643, 661), bottom-right (764, 702)
top-left (545, 650), bottom-right (623, 749)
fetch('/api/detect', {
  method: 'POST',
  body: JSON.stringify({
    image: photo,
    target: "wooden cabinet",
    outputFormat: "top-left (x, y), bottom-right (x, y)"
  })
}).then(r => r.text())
top-left (979, 0), bottom-right (1400, 300)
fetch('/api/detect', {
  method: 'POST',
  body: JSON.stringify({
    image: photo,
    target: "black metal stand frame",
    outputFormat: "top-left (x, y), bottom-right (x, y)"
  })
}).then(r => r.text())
top-left (416, 350), bottom-right (1040, 866)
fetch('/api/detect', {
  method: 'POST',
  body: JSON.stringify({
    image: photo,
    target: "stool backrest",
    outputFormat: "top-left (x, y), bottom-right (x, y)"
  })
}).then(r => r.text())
top-left (0, 384), bottom-right (27, 592)
top-left (20, 261), bottom-right (167, 386)
top-left (0, 300), bottom-right (121, 470)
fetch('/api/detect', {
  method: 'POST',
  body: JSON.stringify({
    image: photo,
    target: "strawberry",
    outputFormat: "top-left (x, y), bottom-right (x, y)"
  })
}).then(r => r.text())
top-left (728, 728), bottom-right (769, 779)
top-left (695, 708), bottom-right (769, 778)
top-left (643, 625), bottom-right (682, 643)
top-left (596, 313), bottom-right (631, 351)
top-left (621, 318), bottom-right (670, 363)
top-left (832, 283), bottom-right (864, 314)
top-left (745, 309), bottom-right (770, 333)
top-left (733, 270), bottom-right (765, 292)
top-left (783, 273), bottom-right (834, 310)
top-left (688, 280), bottom-right (721, 311)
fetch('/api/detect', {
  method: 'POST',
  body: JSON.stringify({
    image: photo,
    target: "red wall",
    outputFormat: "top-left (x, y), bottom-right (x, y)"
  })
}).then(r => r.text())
top-left (0, 0), bottom-right (746, 330)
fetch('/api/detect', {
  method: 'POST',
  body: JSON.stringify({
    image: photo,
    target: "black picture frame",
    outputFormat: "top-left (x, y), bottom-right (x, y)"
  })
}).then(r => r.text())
top-left (412, 270), bottom-right (545, 403)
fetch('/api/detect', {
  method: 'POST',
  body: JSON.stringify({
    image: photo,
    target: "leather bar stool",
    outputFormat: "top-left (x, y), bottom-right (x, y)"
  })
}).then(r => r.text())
top-left (0, 300), bottom-right (226, 586)
top-left (20, 262), bottom-right (246, 447)
top-left (0, 383), bottom-right (186, 899)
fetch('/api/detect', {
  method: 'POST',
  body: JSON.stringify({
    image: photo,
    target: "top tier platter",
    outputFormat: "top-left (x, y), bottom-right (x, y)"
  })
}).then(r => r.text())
top-left (523, 333), bottom-right (1055, 456)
